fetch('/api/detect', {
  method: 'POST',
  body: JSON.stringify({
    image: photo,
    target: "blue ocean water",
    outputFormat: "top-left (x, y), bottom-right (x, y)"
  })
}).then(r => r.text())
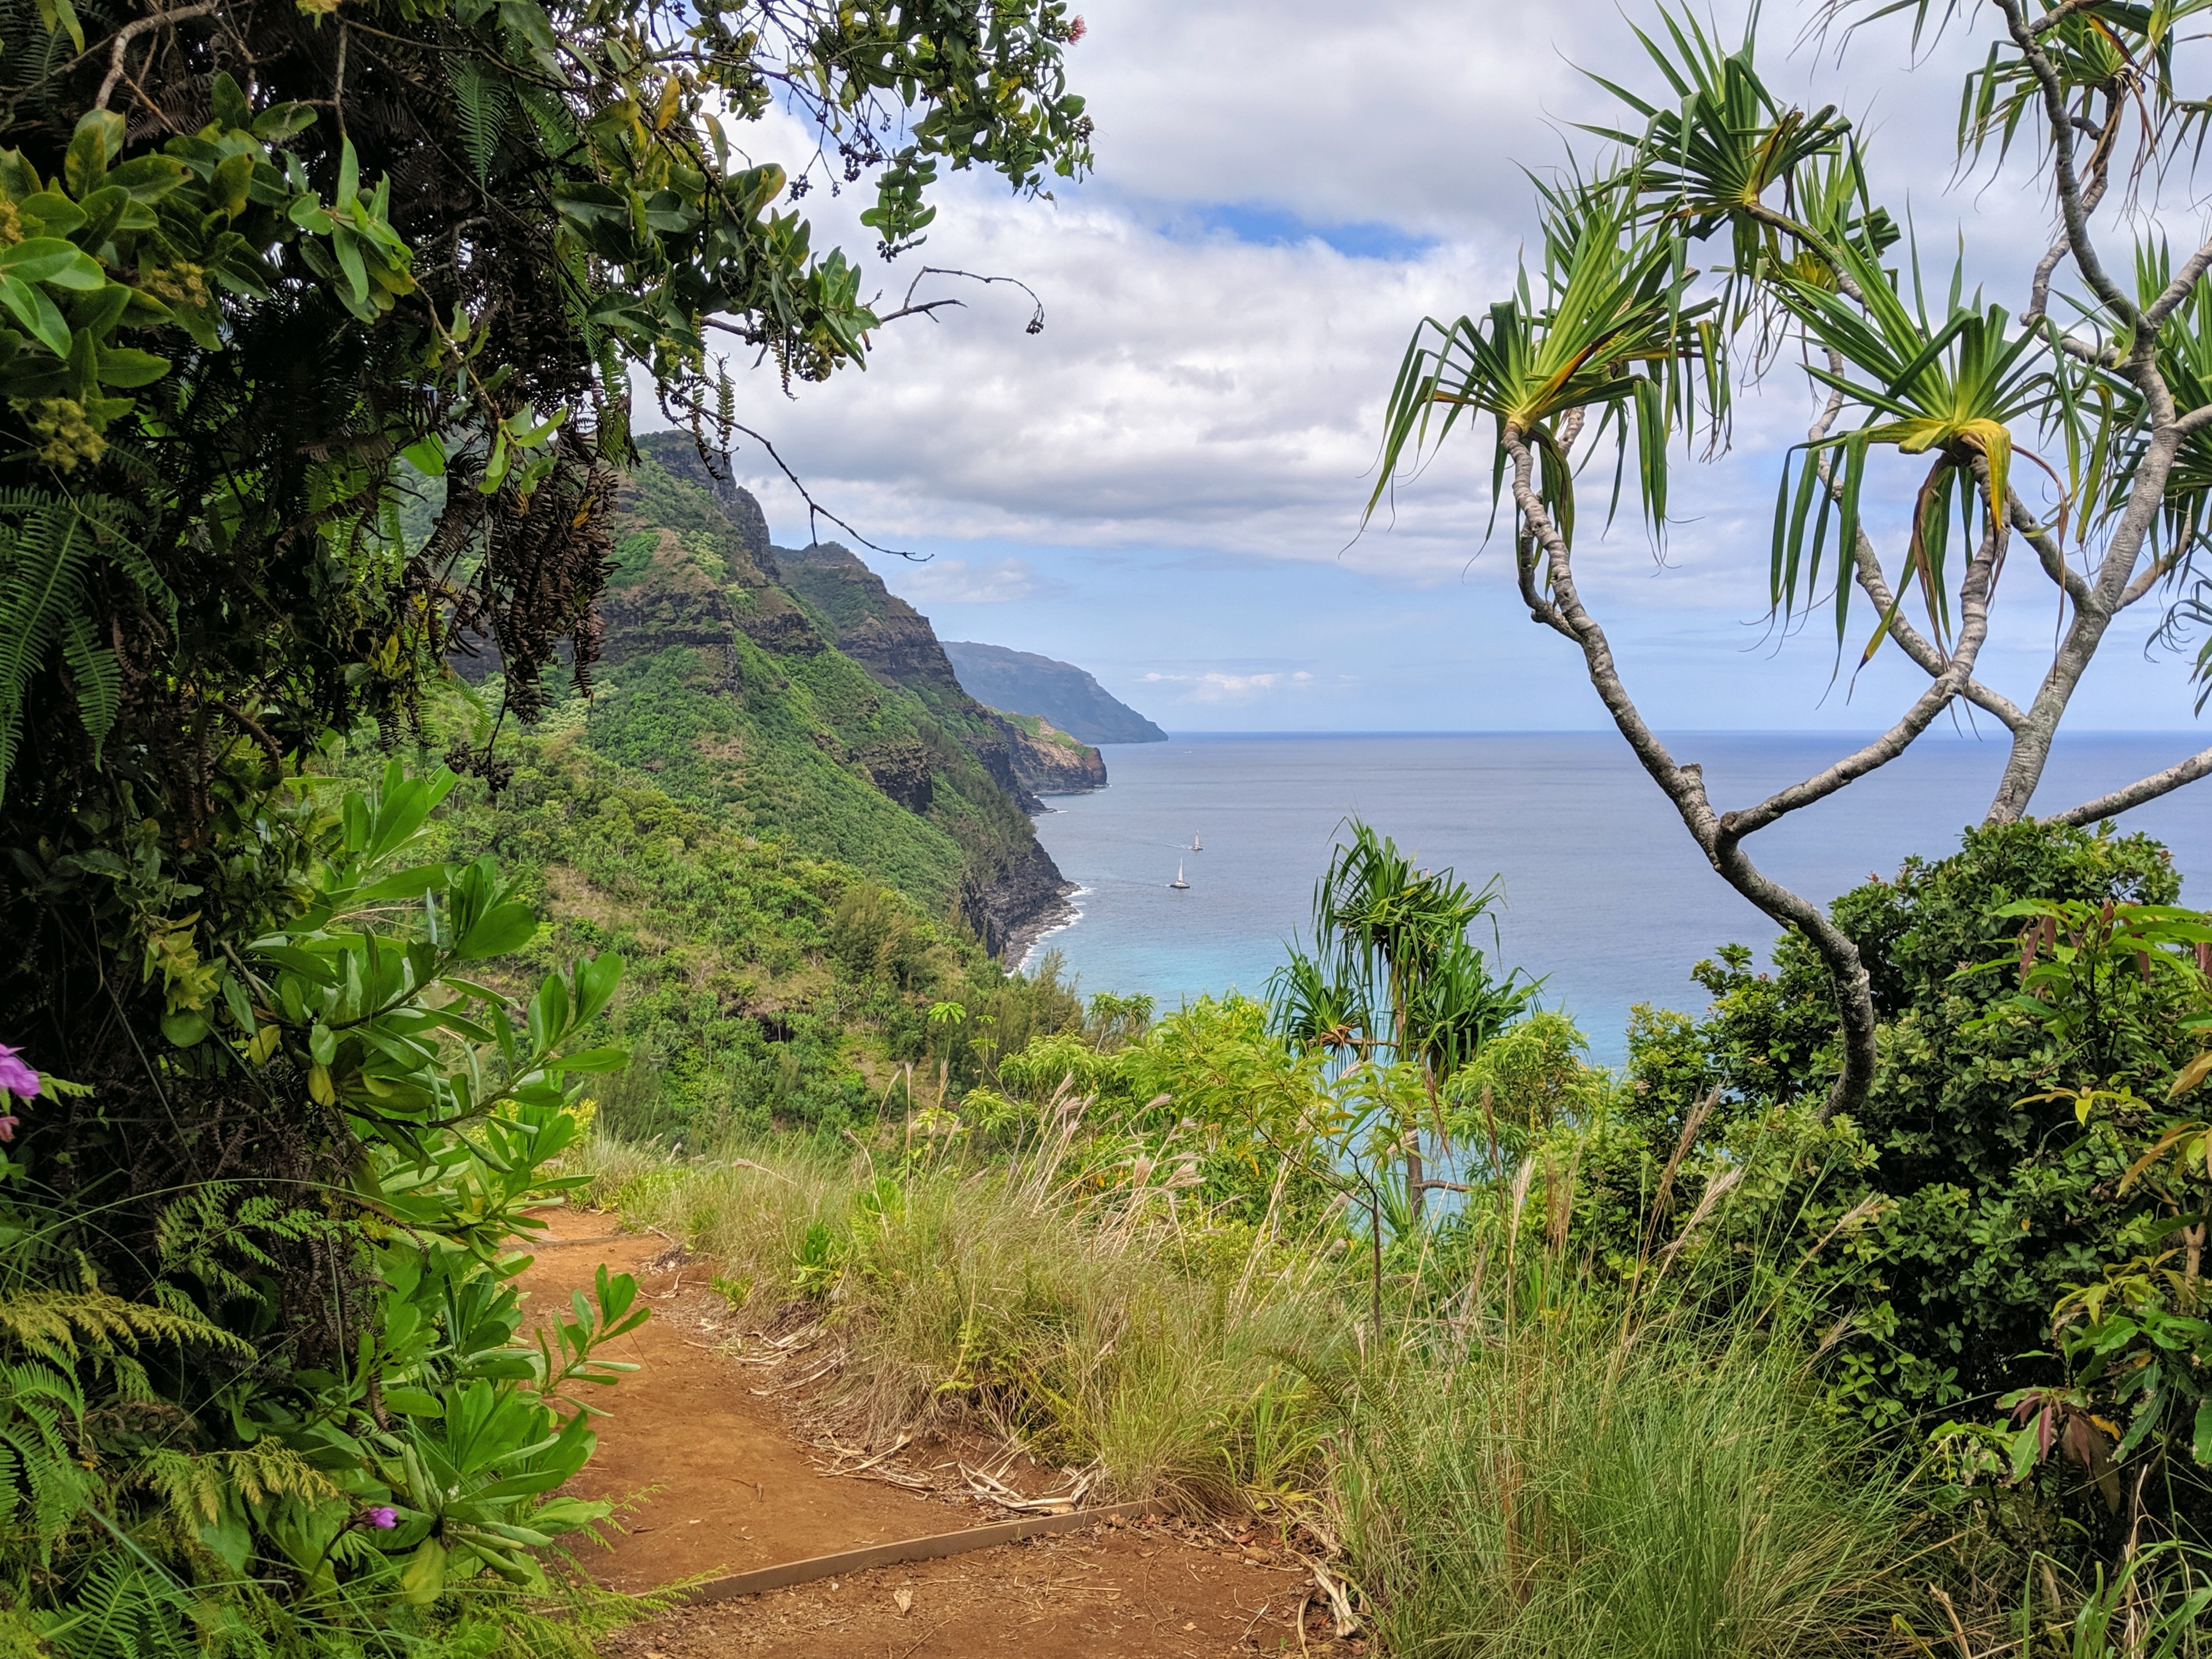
top-left (1022, 733), bottom-right (2212, 1066)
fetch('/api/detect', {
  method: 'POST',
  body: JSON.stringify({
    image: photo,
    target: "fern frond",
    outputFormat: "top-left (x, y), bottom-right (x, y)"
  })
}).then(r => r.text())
top-left (0, 1288), bottom-right (253, 1365)
top-left (44, 1553), bottom-right (196, 1659)
top-left (59, 612), bottom-right (121, 766)
top-left (0, 490), bottom-right (170, 795)
top-left (446, 55), bottom-right (513, 187)
top-left (0, 1356), bottom-right (91, 1551)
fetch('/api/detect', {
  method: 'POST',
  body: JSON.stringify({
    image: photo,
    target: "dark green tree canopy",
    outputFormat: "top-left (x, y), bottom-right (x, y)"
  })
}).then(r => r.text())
top-left (0, 0), bottom-right (1090, 825)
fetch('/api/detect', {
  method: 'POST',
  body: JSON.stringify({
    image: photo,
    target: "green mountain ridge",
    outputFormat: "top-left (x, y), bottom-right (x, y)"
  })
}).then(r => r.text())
top-left (545, 433), bottom-right (1071, 956)
top-left (942, 639), bottom-right (1169, 744)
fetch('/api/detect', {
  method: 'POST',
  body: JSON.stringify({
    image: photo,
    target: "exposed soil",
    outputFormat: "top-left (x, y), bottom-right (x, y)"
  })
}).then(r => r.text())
top-left (515, 1210), bottom-right (1363, 1657)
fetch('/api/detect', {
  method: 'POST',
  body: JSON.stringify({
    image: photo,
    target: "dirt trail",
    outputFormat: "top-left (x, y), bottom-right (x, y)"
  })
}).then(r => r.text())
top-left (516, 1218), bottom-right (957, 1589)
top-left (516, 1211), bottom-right (1363, 1657)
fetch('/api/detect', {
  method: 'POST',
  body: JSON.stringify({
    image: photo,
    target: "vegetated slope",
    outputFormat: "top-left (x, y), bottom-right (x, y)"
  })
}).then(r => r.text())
top-left (995, 710), bottom-right (1108, 794)
top-left (578, 435), bottom-right (1070, 956)
top-left (942, 640), bottom-right (1168, 744)
top-left (373, 709), bottom-right (1082, 1141)
top-left (763, 531), bottom-right (1110, 795)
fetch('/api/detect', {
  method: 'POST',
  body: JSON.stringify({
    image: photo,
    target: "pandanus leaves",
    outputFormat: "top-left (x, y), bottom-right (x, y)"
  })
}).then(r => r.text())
top-left (1269, 821), bottom-right (1534, 1083)
top-left (1584, 6), bottom-right (1853, 239)
top-left (2121, 243), bottom-right (2212, 707)
top-left (1369, 180), bottom-right (1724, 550)
top-left (1771, 235), bottom-right (2068, 659)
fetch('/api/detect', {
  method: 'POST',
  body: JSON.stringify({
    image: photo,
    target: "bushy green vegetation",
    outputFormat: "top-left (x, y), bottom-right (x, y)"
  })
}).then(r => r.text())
top-left (330, 689), bottom-right (1083, 1148)
top-left (574, 815), bottom-right (2212, 1657)
top-left (2, 766), bottom-right (653, 1657)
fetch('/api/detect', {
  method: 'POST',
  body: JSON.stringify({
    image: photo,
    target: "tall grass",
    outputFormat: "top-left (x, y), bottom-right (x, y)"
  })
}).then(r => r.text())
top-left (572, 1131), bottom-right (1342, 1509)
top-left (1326, 1312), bottom-right (1918, 1658)
top-left (574, 1130), bottom-right (1932, 1656)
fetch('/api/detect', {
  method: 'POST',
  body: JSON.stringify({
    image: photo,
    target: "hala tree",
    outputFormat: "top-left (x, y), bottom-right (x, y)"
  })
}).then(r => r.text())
top-left (1374, 1), bottom-right (2212, 1123)
top-left (1269, 821), bottom-right (1535, 1216)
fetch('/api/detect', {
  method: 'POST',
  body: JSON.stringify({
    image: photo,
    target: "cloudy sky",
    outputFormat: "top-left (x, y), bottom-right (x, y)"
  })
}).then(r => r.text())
top-left (670, 0), bottom-right (2212, 737)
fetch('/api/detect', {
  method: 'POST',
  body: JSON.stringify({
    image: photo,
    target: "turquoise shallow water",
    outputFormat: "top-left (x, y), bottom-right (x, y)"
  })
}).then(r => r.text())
top-left (1022, 732), bottom-right (2212, 1067)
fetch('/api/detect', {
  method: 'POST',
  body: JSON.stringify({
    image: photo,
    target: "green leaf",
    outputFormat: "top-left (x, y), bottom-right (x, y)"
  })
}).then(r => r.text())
top-left (96, 346), bottom-right (170, 390)
top-left (337, 137), bottom-right (361, 207)
top-left (16, 192), bottom-right (85, 239)
top-left (0, 276), bottom-right (74, 359)
top-left (399, 1538), bottom-right (447, 1605)
top-left (63, 110), bottom-right (123, 198)
top-left (0, 237), bottom-right (107, 289)
top-left (400, 433), bottom-right (448, 475)
top-left (209, 71), bottom-right (253, 133)
top-left (551, 1047), bottom-right (627, 1074)
top-left (456, 904), bottom-right (539, 961)
top-left (162, 1010), bottom-right (210, 1048)
top-left (252, 102), bottom-right (318, 142)
top-left (354, 863), bottom-right (454, 905)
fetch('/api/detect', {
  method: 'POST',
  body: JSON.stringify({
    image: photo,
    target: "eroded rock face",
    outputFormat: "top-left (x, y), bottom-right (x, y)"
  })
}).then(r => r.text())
top-left (996, 712), bottom-right (1107, 795)
top-left (853, 739), bottom-right (934, 812)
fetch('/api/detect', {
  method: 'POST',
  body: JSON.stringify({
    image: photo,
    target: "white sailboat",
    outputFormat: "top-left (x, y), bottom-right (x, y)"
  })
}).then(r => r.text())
top-left (1189, 833), bottom-right (1203, 852)
top-left (1168, 860), bottom-right (1190, 890)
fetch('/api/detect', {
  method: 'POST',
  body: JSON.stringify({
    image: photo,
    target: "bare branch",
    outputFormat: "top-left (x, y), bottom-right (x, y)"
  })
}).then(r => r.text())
top-left (1724, 523), bottom-right (2003, 841)
top-left (659, 389), bottom-right (927, 563)
top-left (890, 265), bottom-right (1045, 334)
top-left (95, 2), bottom-right (219, 111)
top-left (1501, 429), bottom-right (1876, 1124)
top-left (1997, 0), bottom-right (2136, 329)
top-left (2009, 489), bottom-right (2093, 608)
top-left (2021, 94), bottom-right (2118, 328)
top-left (2045, 745), bottom-right (2212, 825)
top-left (2144, 235), bottom-right (2212, 330)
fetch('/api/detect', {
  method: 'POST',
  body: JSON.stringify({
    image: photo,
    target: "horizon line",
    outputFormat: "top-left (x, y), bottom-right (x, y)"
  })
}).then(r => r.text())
top-left (1119, 727), bottom-right (2207, 741)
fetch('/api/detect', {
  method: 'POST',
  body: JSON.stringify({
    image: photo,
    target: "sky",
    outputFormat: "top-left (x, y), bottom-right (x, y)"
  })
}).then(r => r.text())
top-left (651, 0), bottom-right (2212, 741)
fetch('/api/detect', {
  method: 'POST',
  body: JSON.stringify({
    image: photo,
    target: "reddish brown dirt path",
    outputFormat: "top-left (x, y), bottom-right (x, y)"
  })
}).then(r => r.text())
top-left (514, 1214), bottom-right (962, 1589)
top-left (515, 1211), bottom-right (1364, 1657)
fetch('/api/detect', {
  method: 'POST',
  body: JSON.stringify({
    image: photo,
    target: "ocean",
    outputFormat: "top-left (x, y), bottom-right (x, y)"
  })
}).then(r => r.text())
top-left (1022, 732), bottom-right (2212, 1066)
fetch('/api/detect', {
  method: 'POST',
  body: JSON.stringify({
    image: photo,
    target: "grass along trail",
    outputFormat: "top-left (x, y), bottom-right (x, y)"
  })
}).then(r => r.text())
top-left (516, 1211), bottom-right (1352, 1657)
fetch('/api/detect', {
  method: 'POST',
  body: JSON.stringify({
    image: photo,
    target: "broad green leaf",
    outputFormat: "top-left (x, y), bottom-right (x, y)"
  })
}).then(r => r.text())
top-left (399, 1538), bottom-right (447, 1605)
top-left (401, 432), bottom-right (448, 475)
top-left (550, 1047), bottom-right (627, 1073)
top-left (63, 110), bottom-right (123, 197)
top-left (96, 346), bottom-right (170, 389)
top-left (0, 275), bottom-right (72, 358)
top-left (0, 237), bottom-right (107, 289)
top-left (456, 904), bottom-right (539, 960)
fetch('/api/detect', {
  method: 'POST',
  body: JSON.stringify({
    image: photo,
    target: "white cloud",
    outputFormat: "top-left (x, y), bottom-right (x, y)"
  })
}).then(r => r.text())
top-left (647, 1), bottom-right (2212, 731)
top-left (1142, 668), bottom-right (1322, 704)
top-left (897, 556), bottom-right (1057, 603)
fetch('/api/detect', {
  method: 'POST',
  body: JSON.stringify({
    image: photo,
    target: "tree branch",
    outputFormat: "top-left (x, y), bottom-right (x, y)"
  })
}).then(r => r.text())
top-left (2009, 488), bottom-right (2093, 608)
top-left (2144, 236), bottom-right (2212, 331)
top-left (2045, 745), bottom-right (2212, 825)
top-left (94, 2), bottom-right (219, 111)
top-left (1998, 0), bottom-right (2136, 329)
top-left (1501, 429), bottom-right (1876, 1124)
top-left (1724, 520), bottom-right (2003, 841)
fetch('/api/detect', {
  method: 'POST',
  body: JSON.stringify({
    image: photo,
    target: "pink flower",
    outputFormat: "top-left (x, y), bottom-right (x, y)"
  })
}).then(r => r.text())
top-left (0, 1117), bottom-right (16, 1141)
top-left (0, 1044), bottom-right (38, 1101)
top-left (1067, 14), bottom-right (1086, 41)
top-left (363, 1506), bottom-right (398, 1530)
